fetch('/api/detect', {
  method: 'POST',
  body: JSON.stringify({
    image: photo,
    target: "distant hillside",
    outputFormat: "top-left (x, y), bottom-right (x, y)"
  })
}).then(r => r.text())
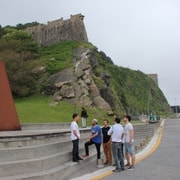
top-left (0, 21), bottom-right (170, 117)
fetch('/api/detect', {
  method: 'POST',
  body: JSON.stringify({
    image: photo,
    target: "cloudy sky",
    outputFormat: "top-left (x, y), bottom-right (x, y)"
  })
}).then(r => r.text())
top-left (1, 0), bottom-right (180, 105)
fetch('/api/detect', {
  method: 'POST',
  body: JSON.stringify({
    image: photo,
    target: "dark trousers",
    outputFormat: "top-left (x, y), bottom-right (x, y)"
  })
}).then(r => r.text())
top-left (85, 140), bottom-right (101, 159)
top-left (72, 139), bottom-right (79, 161)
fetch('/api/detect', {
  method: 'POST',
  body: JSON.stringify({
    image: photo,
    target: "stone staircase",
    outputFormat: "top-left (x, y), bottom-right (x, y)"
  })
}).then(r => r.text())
top-left (0, 122), bottom-right (160, 180)
top-left (0, 128), bottom-right (98, 180)
top-left (133, 122), bottom-right (160, 152)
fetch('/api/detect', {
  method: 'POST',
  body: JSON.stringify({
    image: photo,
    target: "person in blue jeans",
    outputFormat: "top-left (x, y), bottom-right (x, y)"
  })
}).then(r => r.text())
top-left (83, 119), bottom-right (102, 160)
top-left (108, 117), bottom-right (124, 172)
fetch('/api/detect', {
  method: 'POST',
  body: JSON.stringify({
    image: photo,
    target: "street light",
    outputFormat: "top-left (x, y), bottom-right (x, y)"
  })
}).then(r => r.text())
top-left (174, 98), bottom-right (177, 118)
top-left (147, 93), bottom-right (150, 121)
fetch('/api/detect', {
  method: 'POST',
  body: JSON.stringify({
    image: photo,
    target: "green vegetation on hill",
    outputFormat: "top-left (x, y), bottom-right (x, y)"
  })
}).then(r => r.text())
top-left (91, 49), bottom-right (169, 115)
top-left (106, 64), bottom-right (168, 115)
top-left (40, 41), bottom-right (94, 74)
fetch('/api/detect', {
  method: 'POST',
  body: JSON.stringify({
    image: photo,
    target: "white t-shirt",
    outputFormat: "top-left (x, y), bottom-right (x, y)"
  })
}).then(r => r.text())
top-left (70, 121), bottom-right (80, 140)
top-left (108, 123), bottom-right (124, 142)
top-left (124, 122), bottom-right (134, 143)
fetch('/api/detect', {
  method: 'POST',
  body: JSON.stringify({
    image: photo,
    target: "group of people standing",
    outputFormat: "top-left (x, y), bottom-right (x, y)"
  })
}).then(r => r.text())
top-left (106, 116), bottom-right (135, 172)
top-left (70, 110), bottom-right (135, 173)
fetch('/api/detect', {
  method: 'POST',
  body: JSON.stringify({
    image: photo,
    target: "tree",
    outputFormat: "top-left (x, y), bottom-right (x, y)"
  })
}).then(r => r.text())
top-left (0, 30), bottom-right (40, 97)
top-left (2, 57), bottom-right (38, 97)
top-left (3, 31), bottom-right (40, 60)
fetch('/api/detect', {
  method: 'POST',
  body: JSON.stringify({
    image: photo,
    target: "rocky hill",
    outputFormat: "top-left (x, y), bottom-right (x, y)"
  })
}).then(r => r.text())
top-left (0, 15), bottom-right (170, 116)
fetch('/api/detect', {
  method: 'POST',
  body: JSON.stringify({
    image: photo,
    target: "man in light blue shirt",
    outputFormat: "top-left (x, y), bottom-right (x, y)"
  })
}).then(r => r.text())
top-left (108, 117), bottom-right (124, 172)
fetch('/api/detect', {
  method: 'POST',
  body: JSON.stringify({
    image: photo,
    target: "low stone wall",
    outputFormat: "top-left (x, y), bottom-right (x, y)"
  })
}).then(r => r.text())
top-left (21, 122), bottom-right (71, 130)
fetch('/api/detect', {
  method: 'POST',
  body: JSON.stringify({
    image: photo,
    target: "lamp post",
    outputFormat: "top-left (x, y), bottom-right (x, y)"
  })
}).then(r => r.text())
top-left (147, 93), bottom-right (150, 121)
top-left (174, 98), bottom-right (177, 118)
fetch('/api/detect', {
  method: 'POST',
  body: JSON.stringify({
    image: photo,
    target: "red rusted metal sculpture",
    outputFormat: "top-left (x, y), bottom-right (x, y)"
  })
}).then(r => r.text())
top-left (0, 60), bottom-right (21, 131)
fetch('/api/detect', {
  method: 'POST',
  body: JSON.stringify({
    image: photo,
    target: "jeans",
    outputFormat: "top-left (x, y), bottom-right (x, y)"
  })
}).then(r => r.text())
top-left (72, 139), bottom-right (80, 161)
top-left (112, 142), bottom-right (124, 171)
top-left (85, 140), bottom-right (101, 159)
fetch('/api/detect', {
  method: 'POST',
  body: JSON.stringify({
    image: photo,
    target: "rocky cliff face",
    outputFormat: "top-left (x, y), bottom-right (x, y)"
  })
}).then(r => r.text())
top-left (44, 48), bottom-right (112, 111)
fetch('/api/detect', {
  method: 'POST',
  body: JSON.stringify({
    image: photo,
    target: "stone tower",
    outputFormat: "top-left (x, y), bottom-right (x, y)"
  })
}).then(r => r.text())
top-left (148, 74), bottom-right (159, 86)
top-left (25, 14), bottom-right (88, 46)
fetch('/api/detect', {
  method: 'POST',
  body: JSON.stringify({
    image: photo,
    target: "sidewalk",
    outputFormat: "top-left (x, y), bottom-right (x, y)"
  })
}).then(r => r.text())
top-left (70, 120), bottom-right (164, 180)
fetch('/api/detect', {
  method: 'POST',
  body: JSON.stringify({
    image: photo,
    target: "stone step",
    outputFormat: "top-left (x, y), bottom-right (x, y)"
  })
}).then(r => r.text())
top-left (134, 130), bottom-right (154, 137)
top-left (134, 126), bottom-right (155, 131)
top-left (0, 147), bottom-right (98, 179)
top-left (0, 124), bottom-right (156, 147)
top-left (0, 129), bottom-right (90, 148)
top-left (0, 125), bottom-right (154, 162)
top-left (0, 137), bottom-right (89, 162)
top-left (1, 158), bottom-right (97, 180)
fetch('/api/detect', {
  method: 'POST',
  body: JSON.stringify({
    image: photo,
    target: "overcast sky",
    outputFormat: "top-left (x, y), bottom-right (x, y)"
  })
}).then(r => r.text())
top-left (1, 0), bottom-right (180, 105)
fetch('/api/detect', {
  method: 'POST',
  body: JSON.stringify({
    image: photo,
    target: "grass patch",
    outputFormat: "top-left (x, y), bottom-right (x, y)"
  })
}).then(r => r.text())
top-left (15, 95), bottom-right (110, 125)
top-left (15, 95), bottom-right (145, 126)
top-left (15, 96), bottom-right (76, 123)
top-left (39, 41), bottom-right (94, 74)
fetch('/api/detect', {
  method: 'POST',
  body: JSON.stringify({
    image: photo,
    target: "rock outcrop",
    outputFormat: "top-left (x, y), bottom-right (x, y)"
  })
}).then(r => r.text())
top-left (44, 48), bottom-right (112, 111)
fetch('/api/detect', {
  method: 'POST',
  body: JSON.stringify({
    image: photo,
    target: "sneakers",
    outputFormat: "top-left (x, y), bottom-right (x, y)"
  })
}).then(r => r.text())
top-left (128, 166), bottom-right (135, 170)
top-left (82, 155), bottom-right (89, 158)
top-left (125, 163), bottom-right (130, 167)
top-left (112, 169), bottom-right (121, 173)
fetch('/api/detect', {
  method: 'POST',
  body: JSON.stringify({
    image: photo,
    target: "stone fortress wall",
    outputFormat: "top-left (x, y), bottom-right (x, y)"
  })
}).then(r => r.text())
top-left (25, 13), bottom-right (88, 47)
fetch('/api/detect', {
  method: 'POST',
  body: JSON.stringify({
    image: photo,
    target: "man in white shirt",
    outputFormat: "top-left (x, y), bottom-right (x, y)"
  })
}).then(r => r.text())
top-left (70, 113), bottom-right (83, 162)
top-left (124, 115), bottom-right (135, 170)
top-left (108, 117), bottom-right (124, 172)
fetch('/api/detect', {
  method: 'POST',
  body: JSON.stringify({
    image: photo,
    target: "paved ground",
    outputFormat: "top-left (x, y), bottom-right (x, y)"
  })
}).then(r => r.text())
top-left (101, 119), bottom-right (180, 180)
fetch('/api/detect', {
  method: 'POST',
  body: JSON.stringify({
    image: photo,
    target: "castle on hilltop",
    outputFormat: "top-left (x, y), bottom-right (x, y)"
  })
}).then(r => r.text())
top-left (25, 14), bottom-right (88, 47)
